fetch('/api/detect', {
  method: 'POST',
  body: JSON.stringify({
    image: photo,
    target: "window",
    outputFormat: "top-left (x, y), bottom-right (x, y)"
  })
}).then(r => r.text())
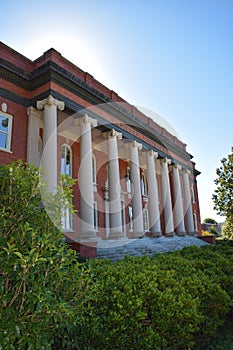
top-left (61, 207), bottom-right (72, 231)
top-left (143, 208), bottom-right (149, 231)
top-left (193, 210), bottom-right (198, 232)
top-left (61, 144), bottom-right (72, 176)
top-left (126, 167), bottom-right (131, 193)
top-left (191, 186), bottom-right (195, 203)
top-left (0, 112), bottom-right (12, 151)
top-left (93, 201), bottom-right (98, 230)
top-left (92, 154), bottom-right (97, 185)
top-left (141, 172), bottom-right (148, 196)
top-left (38, 137), bottom-right (43, 167)
top-left (128, 205), bottom-right (133, 231)
top-left (61, 144), bottom-right (72, 230)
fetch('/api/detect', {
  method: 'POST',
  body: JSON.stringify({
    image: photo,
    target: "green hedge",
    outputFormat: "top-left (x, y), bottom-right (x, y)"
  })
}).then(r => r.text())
top-left (75, 245), bottom-right (233, 350)
top-left (0, 162), bottom-right (233, 349)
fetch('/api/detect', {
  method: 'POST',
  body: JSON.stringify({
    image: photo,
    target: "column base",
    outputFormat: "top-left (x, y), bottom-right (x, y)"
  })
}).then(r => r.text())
top-left (108, 231), bottom-right (125, 239)
top-left (165, 231), bottom-right (175, 237)
top-left (129, 231), bottom-right (144, 239)
top-left (187, 231), bottom-right (196, 236)
top-left (78, 231), bottom-right (99, 241)
top-left (175, 231), bottom-right (186, 237)
top-left (151, 231), bottom-right (162, 238)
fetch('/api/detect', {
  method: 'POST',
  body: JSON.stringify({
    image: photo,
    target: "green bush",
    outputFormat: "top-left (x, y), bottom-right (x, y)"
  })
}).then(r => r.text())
top-left (1, 162), bottom-right (233, 349)
top-left (0, 161), bottom-right (80, 349)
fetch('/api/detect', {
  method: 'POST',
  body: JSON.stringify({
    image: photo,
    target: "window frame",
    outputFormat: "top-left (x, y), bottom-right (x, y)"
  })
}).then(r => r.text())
top-left (143, 208), bottom-right (149, 232)
top-left (0, 111), bottom-right (13, 152)
top-left (61, 144), bottom-right (72, 177)
top-left (93, 201), bottom-right (98, 231)
top-left (141, 172), bottom-right (148, 196)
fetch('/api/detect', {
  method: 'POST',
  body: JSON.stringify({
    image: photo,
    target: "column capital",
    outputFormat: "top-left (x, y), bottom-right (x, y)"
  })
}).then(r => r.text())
top-left (75, 114), bottom-right (97, 128)
top-left (27, 106), bottom-right (41, 117)
top-left (102, 128), bottom-right (122, 140)
top-left (37, 95), bottom-right (65, 111)
top-left (126, 140), bottom-right (142, 150)
top-left (173, 163), bottom-right (182, 171)
top-left (182, 168), bottom-right (191, 175)
top-left (146, 150), bottom-right (158, 158)
top-left (161, 157), bottom-right (171, 165)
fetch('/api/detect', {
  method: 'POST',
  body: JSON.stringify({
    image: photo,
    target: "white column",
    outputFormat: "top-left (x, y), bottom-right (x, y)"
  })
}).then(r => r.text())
top-left (37, 95), bottom-right (64, 193)
top-left (106, 129), bottom-right (124, 238)
top-left (183, 169), bottom-right (195, 235)
top-left (146, 150), bottom-right (161, 237)
top-left (160, 158), bottom-right (175, 236)
top-left (27, 107), bottom-right (41, 166)
top-left (172, 164), bottom-right (186, 236)
top-left (77, 114), bottom-right (98, 240)
top-left (129, 141), bottom-right (143, 237)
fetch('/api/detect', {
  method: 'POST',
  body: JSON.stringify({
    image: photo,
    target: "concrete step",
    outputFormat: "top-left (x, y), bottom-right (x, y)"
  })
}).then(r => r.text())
top-left (96, 235), bottom-right (208, 261)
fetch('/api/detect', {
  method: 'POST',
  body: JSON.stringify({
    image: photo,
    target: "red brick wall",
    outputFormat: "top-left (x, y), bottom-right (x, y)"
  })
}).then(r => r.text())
top-left (0, 97), bottom-right (28, 164)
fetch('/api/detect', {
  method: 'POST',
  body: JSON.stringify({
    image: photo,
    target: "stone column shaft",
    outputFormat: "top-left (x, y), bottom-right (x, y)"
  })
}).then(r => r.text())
top-left (77, 115), bottom-right (98, 239)
top-left (129, 141), bottom-right (143, 237)
top-left (27, 107), bottom-right (40, 166)
top-left (172, 164), bottom-right (186, 235)
top-left (183, 170), bottom-right (195, 235)
top-left (146, 150), bottom-right (161, 236)
top-left (106, 129), bottom-right (124, 238)
top-left (37, 95), bottom-right (64, 193)
top-left (161, 158), bottom-right (175, 236)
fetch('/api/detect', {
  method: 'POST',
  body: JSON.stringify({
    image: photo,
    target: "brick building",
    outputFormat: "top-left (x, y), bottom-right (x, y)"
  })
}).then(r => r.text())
top-left (0, 41), bottom-right (202, 258)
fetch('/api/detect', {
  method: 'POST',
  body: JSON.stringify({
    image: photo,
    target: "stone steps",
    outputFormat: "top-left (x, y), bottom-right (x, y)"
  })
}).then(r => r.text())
top-left (97, 235), bottom-right (208, 261)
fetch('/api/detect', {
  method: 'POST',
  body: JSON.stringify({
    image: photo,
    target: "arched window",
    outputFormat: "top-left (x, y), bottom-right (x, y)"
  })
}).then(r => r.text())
top-left (61, 144), bottom-right (72, 176)
top-left (92, 154), bottom-right (97, 185)
top-left (141, 172), bottom-right (148, 196)
top-left (126, 167), bottom-right (131, 193)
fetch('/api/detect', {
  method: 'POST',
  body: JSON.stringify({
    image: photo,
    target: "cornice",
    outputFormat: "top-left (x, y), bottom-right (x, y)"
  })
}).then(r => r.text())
top-left (0, 57), bottom-right (191, 162)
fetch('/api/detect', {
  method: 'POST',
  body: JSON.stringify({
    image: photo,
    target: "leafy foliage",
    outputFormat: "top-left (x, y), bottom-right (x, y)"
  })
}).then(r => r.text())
top-left (0, 162), bottom-right (233, 349)
top-left (213, 147), bottom-right (233, 219)
top-left (0, 161), bottom-right (80, 349)
top-left (221, 217), bottom-right (233, 239)
top-left (203, 218), bottom-right (218, 224)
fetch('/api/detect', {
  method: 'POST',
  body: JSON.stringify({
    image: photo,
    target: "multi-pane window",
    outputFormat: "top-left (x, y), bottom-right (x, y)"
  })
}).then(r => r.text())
top-left (143, 208), bottom-right (149, 231)
top-left (191, 186), bottom-right (195, 203)
top-left (193, 210), bottom-right (198, 232)
top-left (61, 144), bottom-right (72, 230)
top-left (0, 113), bottom-right (12, 151)
top-left (92, 154), bottom-right (97, 184)
top-left (141, 172), bottom-right (148, 196)
top-left (93, 201), bottom-right (98, 230)
top-left (128, 205), bottom-right (133, 231)
top-left (61, 144), bottom-right (72, 176)
top-left (126, 167), bottom-right (131, 193)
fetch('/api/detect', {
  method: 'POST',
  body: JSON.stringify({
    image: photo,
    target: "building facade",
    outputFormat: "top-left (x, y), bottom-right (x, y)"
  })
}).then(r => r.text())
top-left (0, 42), bottom-right (202, 257)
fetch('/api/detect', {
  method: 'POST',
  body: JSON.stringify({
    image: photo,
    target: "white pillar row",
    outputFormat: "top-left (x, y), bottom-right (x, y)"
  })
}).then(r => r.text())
top-left (37, 95), bottom-right (64, 193)
top-left (146, 150), bottom-right (161, 237)
top-left (129, 141), bottom-right (144, 237)
top-left (77, 114), bottom-right (98, 240)
top-left (27, 107), bottom-right (41, 166)
top-left (172, 164), bottom-right (186, 236)
top-left (160, 158), bottom-right (175, 236)
top-left (106, 129), bottom-right (124, 239)
top-left (183, 169), bottom-right (195, 235)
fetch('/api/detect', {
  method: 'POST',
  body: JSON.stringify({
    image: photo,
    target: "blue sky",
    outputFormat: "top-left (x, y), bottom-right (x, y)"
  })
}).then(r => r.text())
top-left (1, 0), bottom-right (232, 222)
